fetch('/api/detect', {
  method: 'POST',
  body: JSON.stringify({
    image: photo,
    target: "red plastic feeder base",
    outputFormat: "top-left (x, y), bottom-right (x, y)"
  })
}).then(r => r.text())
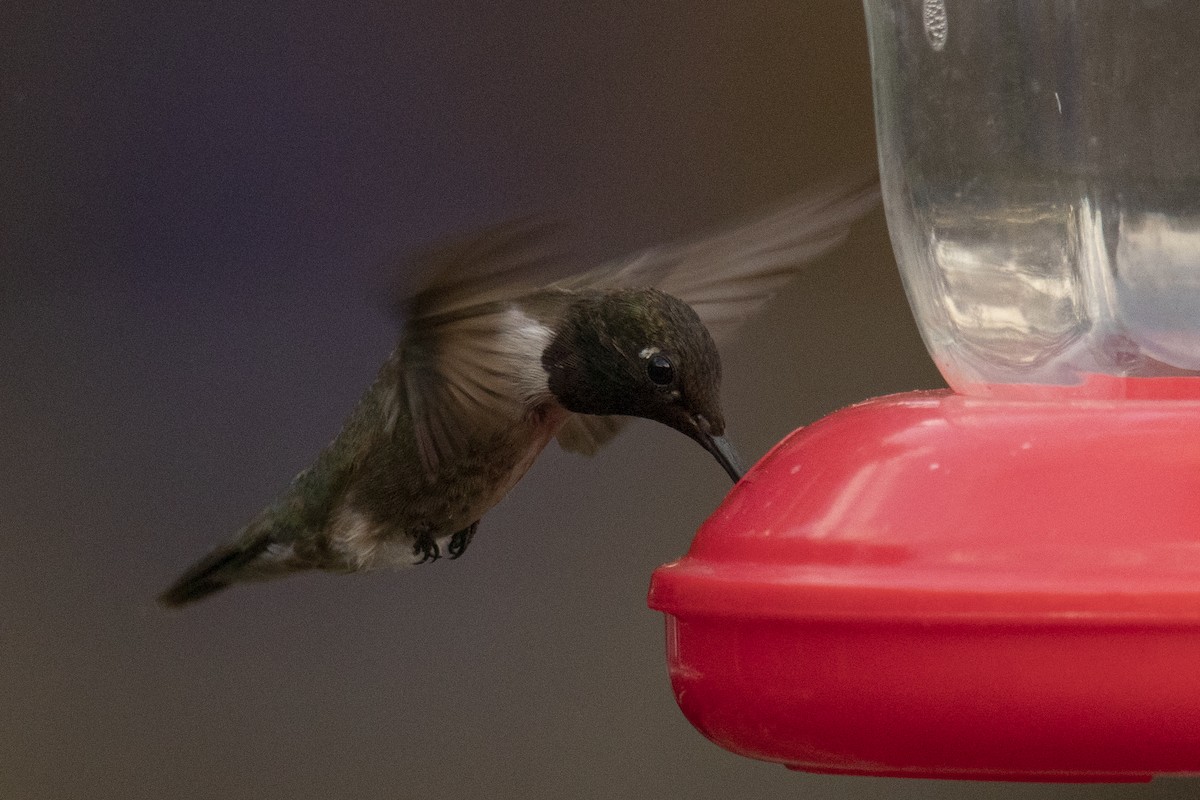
top-left (648, 384), bottom-right (1200, 782)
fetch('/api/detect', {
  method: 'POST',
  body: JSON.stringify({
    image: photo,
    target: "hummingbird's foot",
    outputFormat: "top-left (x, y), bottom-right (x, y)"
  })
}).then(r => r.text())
top-left (447, 522), bottom-right (478, 560)
top-left (412, 529), bottom-right (441, 564)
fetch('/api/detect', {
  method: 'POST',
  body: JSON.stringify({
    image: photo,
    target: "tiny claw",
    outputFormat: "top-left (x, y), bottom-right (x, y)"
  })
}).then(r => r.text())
top-left (448, 522), bottom-right (478, 560)
top-left (413, 529), bottom-right (441, 564)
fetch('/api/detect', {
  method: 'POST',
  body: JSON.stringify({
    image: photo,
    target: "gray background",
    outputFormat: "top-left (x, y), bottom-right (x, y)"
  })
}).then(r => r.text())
top-left (3, 2), bottom-right (1195, 798)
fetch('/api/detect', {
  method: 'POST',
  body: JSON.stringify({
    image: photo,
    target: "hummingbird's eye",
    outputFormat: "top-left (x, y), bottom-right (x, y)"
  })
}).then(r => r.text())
top-left (646, 353), bottom-right (675, 386)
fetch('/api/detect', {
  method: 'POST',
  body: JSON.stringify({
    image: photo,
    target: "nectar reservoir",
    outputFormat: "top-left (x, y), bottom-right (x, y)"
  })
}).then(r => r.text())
top-left (649, 0), bottom-right (1200, 782)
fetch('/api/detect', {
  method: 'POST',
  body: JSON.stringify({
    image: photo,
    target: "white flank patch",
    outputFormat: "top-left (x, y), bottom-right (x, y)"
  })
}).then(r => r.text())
top-left (371, 531), bottom-right (459, 570)
top-left (333, 507), bottom-right (466, 570)
top-left (262, 542), bottom-right (296, 565)
top-left (332, 508), bottom-right (385, 569)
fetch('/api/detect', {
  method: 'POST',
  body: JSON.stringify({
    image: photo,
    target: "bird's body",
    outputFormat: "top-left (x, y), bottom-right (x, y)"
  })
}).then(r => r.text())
top-left (316, 304), bottom-right (565, 572)
top-left (160, 175), bottom-right (879, 606)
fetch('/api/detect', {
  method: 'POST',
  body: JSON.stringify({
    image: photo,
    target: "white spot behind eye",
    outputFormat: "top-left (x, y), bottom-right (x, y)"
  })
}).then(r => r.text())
top-left (639, 346), bottom-right (661, 359)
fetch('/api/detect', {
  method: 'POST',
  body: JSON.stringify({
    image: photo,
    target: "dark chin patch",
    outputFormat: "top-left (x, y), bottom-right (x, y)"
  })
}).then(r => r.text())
top-left (541, 323), bottom-right (605, 414)
top-left (541, 334), bottom-right (577, 409)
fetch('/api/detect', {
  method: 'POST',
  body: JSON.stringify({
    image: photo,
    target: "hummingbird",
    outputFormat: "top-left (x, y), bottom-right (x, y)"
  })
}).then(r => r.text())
top-left (159, 173), bottom-right (879, 607)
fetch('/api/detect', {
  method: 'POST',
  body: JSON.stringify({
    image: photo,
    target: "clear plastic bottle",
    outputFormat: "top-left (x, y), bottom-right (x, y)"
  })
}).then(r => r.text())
top-left (864, 0), bottom-right (1200, 397)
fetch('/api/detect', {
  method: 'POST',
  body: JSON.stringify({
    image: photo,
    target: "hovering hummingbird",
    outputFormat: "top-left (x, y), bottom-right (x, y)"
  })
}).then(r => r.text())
top-left (159, 174), bottom-right (879, 607)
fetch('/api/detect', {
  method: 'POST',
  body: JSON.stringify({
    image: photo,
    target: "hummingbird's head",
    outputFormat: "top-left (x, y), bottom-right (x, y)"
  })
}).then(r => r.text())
top-left (543, 288), bottom-right (743, 482)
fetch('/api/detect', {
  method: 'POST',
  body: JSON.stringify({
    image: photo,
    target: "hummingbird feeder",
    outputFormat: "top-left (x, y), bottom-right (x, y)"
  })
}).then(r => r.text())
top-left (649, 0), bottom-right (1200, 782)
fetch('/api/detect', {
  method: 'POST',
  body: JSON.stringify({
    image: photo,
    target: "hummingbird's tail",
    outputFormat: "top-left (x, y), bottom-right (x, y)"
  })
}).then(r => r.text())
top-left (158, 508), bottom-right (304, 608)
top-left (157, 537), bottom-right (274, 607)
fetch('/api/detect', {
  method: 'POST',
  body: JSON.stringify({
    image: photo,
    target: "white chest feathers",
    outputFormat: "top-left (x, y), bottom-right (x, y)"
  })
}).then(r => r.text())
top-left (498, 305), bottom-right (556, 407)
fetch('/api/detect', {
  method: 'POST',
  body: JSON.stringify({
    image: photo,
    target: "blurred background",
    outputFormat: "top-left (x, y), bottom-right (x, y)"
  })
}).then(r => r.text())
top-left (2, 2), bottom-right (1195, 798)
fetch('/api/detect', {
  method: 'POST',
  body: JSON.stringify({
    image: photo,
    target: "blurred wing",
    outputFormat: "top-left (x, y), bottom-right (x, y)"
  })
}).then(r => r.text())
top-left (393, 220), bottom-right (569, 478)
top-left (555, 413), bottom-right (629, 456)
top-left (393, 218), bottom-right (567, 318)
top-left (390, 173), bottom-right (878, 468)
top-left (563, 169), bottom-right (880, 345)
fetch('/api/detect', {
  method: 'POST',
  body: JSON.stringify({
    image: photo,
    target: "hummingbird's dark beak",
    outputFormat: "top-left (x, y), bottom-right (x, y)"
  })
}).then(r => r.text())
top-left (691, 414), bottom-right (744, 483)
top-left (703, 433), bottom-right (744, 483)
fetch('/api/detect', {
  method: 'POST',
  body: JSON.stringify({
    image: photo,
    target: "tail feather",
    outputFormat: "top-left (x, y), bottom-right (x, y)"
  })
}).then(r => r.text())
top-left (163, 447), bottom-right (348, 608)
top-left (158, 536), bottom-right (274, 608)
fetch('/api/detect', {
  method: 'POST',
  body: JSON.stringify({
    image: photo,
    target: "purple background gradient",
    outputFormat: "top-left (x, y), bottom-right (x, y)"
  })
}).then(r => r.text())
top-left (3, 2), bottom-right (1191, 799)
